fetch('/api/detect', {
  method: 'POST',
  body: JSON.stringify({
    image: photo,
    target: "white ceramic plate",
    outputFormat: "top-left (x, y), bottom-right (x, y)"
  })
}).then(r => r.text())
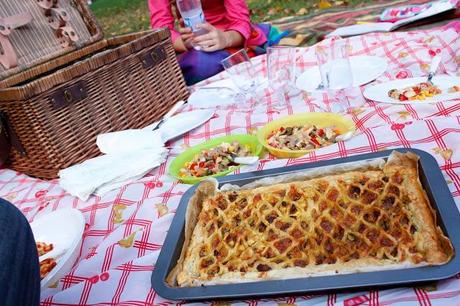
top-left (188, 77), bottom-right (268, 108)
top-left (296, 55), bottom-right (388, 92)
top-left (159, 109), bottom-right (214, 142)
top-left (363, 75), bottom-right (460, 104)
top-left (30, 209), bottom-right (85, 289)
top-left (188, 79), bottom-right (237, 108)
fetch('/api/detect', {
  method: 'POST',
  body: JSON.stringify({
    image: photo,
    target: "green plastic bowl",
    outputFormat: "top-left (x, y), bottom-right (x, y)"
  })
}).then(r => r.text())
top-left (169, 134), bottom-right (264, 184)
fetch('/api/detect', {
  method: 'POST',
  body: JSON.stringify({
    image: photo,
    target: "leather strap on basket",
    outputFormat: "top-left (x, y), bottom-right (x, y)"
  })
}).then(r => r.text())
top-left (36, 0), bottom-right (59, 10)
top-left (0, 12), bottom-right (33, 69)
top-left (0, 111), bottom-right (26, 157)
top-left (45, 8), bottom-right (70, 29)
top-left (37, 0), bottom-right (79, 48)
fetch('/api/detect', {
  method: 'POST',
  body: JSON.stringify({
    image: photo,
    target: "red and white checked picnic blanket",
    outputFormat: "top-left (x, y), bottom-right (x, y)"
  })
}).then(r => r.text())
top-left (1, 24), bottom-right (459, 305)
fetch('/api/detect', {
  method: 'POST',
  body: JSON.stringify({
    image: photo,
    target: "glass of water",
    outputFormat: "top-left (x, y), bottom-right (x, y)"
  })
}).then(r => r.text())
top-left (221, 49), bottom-right (260, 103)
top-left (267, 46), bottom-right (297, 106)
top-left (315, 38), bottom-right (354, 112)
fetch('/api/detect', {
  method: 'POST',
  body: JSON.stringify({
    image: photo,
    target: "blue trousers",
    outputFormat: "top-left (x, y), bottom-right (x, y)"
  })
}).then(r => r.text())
top-left (0, 198), bottom-right (40, 306)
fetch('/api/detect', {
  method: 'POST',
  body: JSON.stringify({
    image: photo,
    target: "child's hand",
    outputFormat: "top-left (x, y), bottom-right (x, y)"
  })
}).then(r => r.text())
top-left (193, 23), bottom-right (230, 52)
top-left (178, 19), bottom-right (194, 49)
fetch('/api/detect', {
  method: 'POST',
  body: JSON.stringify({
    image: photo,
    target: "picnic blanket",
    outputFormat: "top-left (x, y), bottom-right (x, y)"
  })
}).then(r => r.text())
top-left (1, 24), bottom-right (460, 305)
top-left (276, 0), bottom-right (460, 46)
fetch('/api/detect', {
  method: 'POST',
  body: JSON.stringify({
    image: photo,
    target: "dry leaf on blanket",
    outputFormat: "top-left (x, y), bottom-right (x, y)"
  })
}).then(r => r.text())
top-left (118, 232), bottom-right (136, 248)
top-left (433, 148), bottom-right (453, 161)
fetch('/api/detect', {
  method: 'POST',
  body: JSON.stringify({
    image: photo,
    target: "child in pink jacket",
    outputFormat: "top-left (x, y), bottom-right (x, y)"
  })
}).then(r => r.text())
top-left (149, 0), bottom-right (282, 85)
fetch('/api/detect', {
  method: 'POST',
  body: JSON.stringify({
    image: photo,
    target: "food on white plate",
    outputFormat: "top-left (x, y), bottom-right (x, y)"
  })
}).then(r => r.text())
top-left (179, 142), bottom-right (252, 178)
top-left (39, 258), bottom-right (57, 279)
top-left (36, 242), bottom-right (54, 256)
top-left (388, 82), bottom-right (441, 101)
top-left (448, 85), bottom-right (460, 93)
top-left (267, 125), bottom-right (341, 151)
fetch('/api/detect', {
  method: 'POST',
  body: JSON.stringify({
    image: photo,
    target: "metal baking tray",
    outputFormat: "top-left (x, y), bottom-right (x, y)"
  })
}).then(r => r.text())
top-left (152, 148), bottom-right (460, 301)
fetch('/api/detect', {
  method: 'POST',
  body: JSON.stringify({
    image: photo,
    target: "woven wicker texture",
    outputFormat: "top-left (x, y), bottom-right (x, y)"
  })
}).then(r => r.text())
top-left (0, 0), bottom-right (102, 80)
top-left (0, 30), bottom-right (189, 179)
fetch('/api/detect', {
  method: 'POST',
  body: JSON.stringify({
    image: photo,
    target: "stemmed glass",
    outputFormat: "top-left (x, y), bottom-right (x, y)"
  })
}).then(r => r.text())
top-left (221, 49), bottom-right (260, 104)
top-left (267, 46), bottom-right (297, 107)
top-left (315, 38), bottom-right (354, 113)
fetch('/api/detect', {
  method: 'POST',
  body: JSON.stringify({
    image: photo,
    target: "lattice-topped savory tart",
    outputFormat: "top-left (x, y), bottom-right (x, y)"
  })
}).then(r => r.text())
top-left (168, 152), bottom-right (453, 287)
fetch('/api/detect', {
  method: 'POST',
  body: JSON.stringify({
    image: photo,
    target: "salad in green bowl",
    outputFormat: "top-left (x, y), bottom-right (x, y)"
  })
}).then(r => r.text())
top-left (169, 134), bottom-right (263, 184)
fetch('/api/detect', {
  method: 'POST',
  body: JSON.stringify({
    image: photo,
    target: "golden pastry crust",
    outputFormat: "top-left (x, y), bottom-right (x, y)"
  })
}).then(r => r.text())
top-left (170, 152), bottom-right (453, 287)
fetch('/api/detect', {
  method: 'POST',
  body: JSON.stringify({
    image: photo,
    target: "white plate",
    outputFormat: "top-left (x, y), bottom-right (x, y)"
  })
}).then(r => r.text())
top-left (159, 109), bottom-right (214, 142)
top-left (363, 75), bottom-right (460, 104)
top-left (296, 56), bottom-right (388, 92)
top-left (30, 209), bottom-right (85, 289)
top-left (188, 79), bottom-right (237, 108)
top-left (188, 77), bottom-right (268, 108)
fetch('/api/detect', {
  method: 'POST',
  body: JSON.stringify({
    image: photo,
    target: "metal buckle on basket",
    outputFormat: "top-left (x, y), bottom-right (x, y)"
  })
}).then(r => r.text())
top-left (63, 90), bottom-right (73, 104)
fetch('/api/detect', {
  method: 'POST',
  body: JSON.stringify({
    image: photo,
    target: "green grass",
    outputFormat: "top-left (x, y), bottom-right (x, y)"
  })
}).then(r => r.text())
top-left (90, 0), bottom-right (369, 37)
top-left (91, 0), bottom-right (150, 36)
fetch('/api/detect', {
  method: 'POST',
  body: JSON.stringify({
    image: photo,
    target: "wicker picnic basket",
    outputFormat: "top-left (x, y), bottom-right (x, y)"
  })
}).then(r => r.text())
top-left (0, 0), bottom-right (189, 179)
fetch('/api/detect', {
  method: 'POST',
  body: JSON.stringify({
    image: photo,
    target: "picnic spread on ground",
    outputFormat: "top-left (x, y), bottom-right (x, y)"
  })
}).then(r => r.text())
top-left (0, 0), bottom-right (460, 305)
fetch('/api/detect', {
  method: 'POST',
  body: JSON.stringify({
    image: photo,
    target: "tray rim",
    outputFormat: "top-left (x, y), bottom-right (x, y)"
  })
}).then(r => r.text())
top-left (152, 148), bottom-right (460, 301)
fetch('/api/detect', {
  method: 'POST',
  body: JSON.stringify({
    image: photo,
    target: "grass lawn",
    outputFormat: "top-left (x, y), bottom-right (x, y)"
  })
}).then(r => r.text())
top-left (91, 0), bottom-right (370, 37)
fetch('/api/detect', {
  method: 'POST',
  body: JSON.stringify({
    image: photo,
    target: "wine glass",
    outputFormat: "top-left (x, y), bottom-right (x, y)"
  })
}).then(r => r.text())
top-left (267, 46), bottom-right (297, 106)
top-left (221, 49), bottom-right (260, 104)
top-left (315, 38), bottom-right (354, 112)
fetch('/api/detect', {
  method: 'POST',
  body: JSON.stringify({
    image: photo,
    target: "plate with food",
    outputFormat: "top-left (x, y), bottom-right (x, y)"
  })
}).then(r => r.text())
top-left (169, 134), bottom-right (264, 184)
top-left (152, 149), bottom-right (460, 301)
top-left (296, 56), bottom-right (387, 92)
top-left (258, 113), bottom-right (355, 159)
top-left (31, 208), bottom-right (85, 289)
top-left (363, 75), bottom-right (460, 104)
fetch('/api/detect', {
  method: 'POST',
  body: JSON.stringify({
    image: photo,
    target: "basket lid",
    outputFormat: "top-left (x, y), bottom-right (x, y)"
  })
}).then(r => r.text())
top-left (0, 0), bottom-right (103, 81)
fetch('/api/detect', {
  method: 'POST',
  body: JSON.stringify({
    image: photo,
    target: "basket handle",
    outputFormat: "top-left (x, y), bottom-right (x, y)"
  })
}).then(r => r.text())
top-left (0, 12), bottom-right (33, 69)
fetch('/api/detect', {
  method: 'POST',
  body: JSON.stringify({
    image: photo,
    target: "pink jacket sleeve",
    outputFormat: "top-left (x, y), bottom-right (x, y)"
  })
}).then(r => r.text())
top-left (223, 0), bottom-right (252, 42)
top-left (148, 0), bottom-right (180, 43)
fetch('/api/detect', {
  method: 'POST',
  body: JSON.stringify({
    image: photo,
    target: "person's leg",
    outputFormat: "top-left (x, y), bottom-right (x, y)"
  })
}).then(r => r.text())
top-left (178, 49), bottom-right (231, 85)
top-left (0, 198), bottom-right (40, 306)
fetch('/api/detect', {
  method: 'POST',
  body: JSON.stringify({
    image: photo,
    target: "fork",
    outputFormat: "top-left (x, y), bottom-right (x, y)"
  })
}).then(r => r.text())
top-left (427, 55), bottom-right (442, 85)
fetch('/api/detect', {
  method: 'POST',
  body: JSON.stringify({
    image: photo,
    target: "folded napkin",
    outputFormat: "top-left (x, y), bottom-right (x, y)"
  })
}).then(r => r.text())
top-left (59, 147), bottom-right (167, 201)
top-left (96, 129), bottom-right (164, 155)
top-left (59, 101), bottom-right (212, 201)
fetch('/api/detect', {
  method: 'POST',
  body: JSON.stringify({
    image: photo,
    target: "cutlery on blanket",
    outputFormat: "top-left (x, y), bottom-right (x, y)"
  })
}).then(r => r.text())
top-left (336, 131), bottom-right (354, 142)
top-left (151, 100), bottom-right (186, 131)
top-left (427, 55), bottom-right (442, 85)
top-left (198, 86), bottom-right (237, 99)
top-left (233, 156), bottom-right (260, 165)
top-left (199, 86), bottom-right (236, 92)
top-left (39, 245), bottom-right (67, 262)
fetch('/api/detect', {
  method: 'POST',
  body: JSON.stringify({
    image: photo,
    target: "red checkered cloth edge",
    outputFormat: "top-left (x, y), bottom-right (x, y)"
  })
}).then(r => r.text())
top-left (0, 25), bottom-right (459, 305)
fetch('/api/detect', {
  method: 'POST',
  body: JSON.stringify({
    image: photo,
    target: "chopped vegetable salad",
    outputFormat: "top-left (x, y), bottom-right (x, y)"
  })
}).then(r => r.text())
top-left (179, 142), bottom-right (251, 177)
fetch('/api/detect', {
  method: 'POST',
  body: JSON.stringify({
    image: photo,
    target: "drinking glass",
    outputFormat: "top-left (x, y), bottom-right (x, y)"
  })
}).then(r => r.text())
top-left (267, 46), bottom-right (297, 106)
top-left (221, 49), bottom-right (259, 104)
top-left (315, 38), bottom-right (354, 112)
